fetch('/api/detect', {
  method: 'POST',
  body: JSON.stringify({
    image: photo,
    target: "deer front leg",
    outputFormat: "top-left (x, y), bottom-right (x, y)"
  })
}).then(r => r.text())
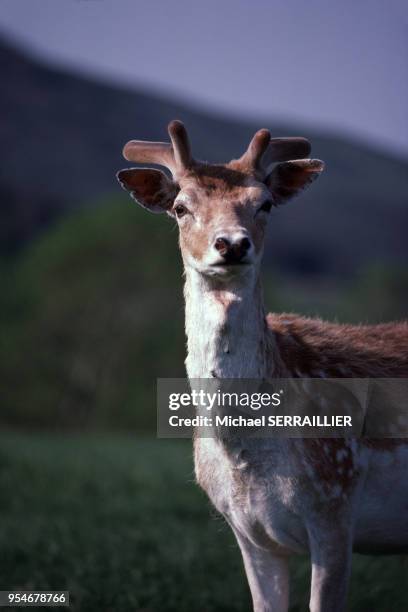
top-left (308, 524), bottom-right (353, 612)
top-left (232, 529), bottom-right (289, 612)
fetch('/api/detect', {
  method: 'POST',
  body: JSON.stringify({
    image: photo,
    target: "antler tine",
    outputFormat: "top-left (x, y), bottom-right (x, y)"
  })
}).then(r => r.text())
top-left (122, 120), bottom-right (193, 177)
top-left (243, 129), bottom-right (271, 168)
top-left (167, 120), bottom-right (193, 171)
top-left (238, 129), bottom-right (312, 176)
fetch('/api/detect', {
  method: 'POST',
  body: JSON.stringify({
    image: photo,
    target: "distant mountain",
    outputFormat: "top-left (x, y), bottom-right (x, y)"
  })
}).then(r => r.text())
top-left (1, 36), bottom-right (407, 277)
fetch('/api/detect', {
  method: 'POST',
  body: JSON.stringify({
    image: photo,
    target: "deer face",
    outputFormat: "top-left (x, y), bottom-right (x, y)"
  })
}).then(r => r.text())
top-left (117, 121), bottom-right (324, 281)
top-left (171, 168), bottom-right (271, 278)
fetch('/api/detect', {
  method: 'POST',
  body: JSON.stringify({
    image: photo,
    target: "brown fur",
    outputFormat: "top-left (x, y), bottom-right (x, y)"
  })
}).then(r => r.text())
top-left (299, 439), bottom-right (358, 501)
top-left (269, 314), bottom-right (408, 378)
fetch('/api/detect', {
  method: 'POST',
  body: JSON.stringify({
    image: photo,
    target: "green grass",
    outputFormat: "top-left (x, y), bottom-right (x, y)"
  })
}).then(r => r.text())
top-left (0, 434), bottom-right (406, 611)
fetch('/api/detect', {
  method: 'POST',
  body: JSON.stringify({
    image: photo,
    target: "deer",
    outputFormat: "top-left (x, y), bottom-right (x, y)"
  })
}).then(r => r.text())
top-left (117, 120), bottom-right (408, 612)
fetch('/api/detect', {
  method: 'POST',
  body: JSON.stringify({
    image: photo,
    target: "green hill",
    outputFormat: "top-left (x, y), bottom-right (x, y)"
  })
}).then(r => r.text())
top-left (0, 199), bottom-right (186, 430)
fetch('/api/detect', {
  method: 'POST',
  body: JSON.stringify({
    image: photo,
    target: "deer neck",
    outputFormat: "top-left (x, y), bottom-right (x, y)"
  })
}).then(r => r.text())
top-left (184, 267), bottom-right (269, 379)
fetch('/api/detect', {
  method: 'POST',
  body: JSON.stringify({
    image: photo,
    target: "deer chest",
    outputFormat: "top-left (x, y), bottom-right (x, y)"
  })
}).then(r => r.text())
top-left (193, 437), bottom-right (310, 554)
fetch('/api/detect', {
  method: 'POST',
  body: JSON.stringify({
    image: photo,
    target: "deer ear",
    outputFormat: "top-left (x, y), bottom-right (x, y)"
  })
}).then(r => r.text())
top-left (265, 159), bottom-right (324, 205)
top-left (116, 168), bottom-right (179, 214)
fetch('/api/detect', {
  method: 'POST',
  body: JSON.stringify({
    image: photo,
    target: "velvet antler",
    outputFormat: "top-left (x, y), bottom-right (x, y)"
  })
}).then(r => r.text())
top-left (122, 120), bottom-right (193, 177)
top-left (237, 129), bottom-right (312, 175)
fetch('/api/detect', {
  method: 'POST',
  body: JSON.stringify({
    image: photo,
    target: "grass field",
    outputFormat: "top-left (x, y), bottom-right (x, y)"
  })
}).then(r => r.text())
top-left (0, 434), bottom-right (406, 611)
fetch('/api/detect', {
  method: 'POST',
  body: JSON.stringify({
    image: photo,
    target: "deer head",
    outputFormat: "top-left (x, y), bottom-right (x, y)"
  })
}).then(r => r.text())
top-left (117, 120), bottom-right (324, 281)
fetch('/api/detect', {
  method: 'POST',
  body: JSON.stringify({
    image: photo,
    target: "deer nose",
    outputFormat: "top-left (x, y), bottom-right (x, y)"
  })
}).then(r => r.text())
top-left (214, 235), bottom-right (252, 262)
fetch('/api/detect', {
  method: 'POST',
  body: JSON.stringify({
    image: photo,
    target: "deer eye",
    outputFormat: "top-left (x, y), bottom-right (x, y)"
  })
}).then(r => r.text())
top-left (174, 203), bottom-right (188, 218)
top-left (257, 200), bottom-right (273, 215)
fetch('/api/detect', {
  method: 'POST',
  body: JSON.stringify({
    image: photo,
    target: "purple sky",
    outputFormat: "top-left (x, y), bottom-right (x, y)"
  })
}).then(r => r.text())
top-left (1, 0), bottom-right (407, 156)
